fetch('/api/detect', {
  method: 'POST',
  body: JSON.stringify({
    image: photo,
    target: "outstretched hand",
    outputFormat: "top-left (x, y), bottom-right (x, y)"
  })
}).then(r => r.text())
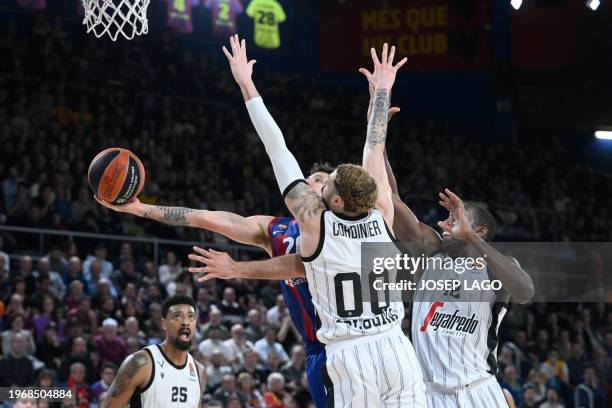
top-left (188, 246), bottom-right (239, 283)
top-left (367, 43), bottom-right (407, 91)
top-left (223, 34), bottom-right (256, 87)
top-left (94, 195), bottom-right (141, 214)
top-left (437, 188), bottom-right (478, 241)
top-left (359, 67), bottom-right (401, 121)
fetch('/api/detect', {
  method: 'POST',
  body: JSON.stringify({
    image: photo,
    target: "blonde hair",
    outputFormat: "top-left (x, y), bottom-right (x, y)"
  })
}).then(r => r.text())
top-left (334, 164), bottom-right (378, 213)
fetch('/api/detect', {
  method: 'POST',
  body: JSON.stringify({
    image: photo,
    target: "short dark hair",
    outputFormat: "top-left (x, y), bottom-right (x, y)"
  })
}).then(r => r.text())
top-left (161, 295), bottom-right (196, 318)
top-left (310, 162), bottom-right (334, 175)
top-left (465, 204), bottom-right (497, 241)
top-left (101, 362), bottom-right (117, 373)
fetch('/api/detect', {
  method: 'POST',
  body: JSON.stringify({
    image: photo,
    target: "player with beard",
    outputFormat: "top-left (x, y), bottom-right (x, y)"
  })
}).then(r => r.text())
top-left (188, 67), bottom-right (534, 407)
top-left (101, 295), bottom-right (205, 408)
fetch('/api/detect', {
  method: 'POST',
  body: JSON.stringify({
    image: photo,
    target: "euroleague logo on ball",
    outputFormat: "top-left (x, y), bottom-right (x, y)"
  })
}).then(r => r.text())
top-left (88, 148), bottom-right (145, 205)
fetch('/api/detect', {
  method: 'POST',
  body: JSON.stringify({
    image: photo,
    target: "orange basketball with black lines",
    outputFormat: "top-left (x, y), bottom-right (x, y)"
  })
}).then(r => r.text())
top-left (88, 148), bottom-right (145, 205)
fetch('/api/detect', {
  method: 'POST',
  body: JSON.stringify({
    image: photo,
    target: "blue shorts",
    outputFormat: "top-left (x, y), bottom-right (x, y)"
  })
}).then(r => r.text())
top-left (306, 349), bottom-right (331, 408)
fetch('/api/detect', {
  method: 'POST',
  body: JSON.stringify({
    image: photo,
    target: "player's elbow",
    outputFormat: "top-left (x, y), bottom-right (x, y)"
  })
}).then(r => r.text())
top-left (513, 278), bottom-right (535, 304)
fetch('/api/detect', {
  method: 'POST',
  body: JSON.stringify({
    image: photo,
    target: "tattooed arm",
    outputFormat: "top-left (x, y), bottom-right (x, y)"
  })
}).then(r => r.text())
top-left (361, 44), bottom-right (407, 226)
top-left (100, 350), bottom-right (151, 408)
top-left (95, 197), bottom-right (274, 254)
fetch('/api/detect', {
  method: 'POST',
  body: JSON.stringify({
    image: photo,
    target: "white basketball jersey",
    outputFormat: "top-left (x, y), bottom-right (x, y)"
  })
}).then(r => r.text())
top-left (302, 209), bottom-right (404, 344)
top-left (129, 345), bottom-right (201, 408)
top-left (411, 253), bottom-right (508, 388)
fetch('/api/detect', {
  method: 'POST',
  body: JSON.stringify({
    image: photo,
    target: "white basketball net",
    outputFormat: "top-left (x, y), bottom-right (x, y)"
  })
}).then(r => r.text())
top-left (82, 0), bottom-right (150, 41)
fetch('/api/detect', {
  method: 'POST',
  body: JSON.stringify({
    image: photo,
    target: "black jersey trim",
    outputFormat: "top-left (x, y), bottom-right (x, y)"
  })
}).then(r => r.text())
top-left (282, 179), bottom-right (308, 199)
top-left (485, 302), bottom-right (508, 375)
top-left (332, 211), bottom-right (369, 221)
top-left (322, 357), bottom-right (335, 407)
top-left (156, 344), bottom-right (188, 370)
top-left (140, 348), bottom-right (155, 392)
top-left (383, 218), bottom-right (408, 255)
top-left (301, 211), bottom-right (327, 262)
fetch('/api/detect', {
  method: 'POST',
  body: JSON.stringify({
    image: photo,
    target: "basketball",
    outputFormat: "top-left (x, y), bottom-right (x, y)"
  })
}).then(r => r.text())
top-left (88, 148), bottom-right (145, 205)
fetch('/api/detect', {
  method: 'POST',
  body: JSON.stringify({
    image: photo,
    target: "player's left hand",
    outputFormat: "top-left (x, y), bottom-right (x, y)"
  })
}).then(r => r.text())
top-left (437, 188), bottom-right (479, 241)
top-left (369, 43), bottom-right (407, 91)
top-left (360, 67), bottom-right (401, 121)
top-left (223, 34), bottom-right (256, 87)
top-left (188, 246), bottom-right (239, 282)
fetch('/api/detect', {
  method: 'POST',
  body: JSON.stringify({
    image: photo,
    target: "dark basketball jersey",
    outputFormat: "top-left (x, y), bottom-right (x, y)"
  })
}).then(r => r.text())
top-left (268, 216), bottom-right (323, 355)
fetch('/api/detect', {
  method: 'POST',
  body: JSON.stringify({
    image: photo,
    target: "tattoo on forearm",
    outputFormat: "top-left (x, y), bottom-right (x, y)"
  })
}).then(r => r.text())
top-left (287, 183), bottom-right (325, 224)
top-left (367, 89), bottom-right (390, 145)
top-left (144, 206), bottom-right (194, 226)
top-left (103, 351), bottom-right (149, 406)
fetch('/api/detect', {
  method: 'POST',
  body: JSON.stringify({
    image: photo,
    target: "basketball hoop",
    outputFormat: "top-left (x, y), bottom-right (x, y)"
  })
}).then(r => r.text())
top-left (82, 0), bottom-right (150, 41)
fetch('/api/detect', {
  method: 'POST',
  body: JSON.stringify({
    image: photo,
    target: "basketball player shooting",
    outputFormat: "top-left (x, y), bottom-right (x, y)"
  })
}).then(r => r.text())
top-left (100, 295), bottom-right (205, 408)
top-left (221, 34), bottom-right (425, 407)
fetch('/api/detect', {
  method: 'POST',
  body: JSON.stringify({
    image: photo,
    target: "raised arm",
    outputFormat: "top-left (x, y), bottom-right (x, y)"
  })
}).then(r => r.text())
top-left (361, 44), bottom-right (407, 226)
top-left (223, 34), bottom-right (323, 239)
top-left (100, 350), bottom-right (151, 408)
top-left (96, 197), bottom-right (273, 254)
top-left (438, 189), bottom-right (534, 304)
top-left (188, 247), bottom-right (306, 282)
top-left (383, 151), bottom-right (441, 244)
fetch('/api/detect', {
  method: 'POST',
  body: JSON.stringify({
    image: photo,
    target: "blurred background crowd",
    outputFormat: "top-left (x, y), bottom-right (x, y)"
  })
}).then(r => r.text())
top-left (0, 9), bottom-right (610, 408)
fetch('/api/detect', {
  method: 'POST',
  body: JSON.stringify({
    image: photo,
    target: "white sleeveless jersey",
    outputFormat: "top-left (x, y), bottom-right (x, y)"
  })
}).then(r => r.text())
top-left (302, 209), bottom-right (404, 344)
top-left (129, 345), bottom-right (201, 408)
top-left (411, 253), bottom-right (509, 388)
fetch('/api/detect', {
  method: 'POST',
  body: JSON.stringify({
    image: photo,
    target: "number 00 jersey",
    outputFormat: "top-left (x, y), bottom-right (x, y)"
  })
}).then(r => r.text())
top-left (129, 345), bottom-right (201, 408)
top-left (411, 253), bottom-right (509, 388)
top-left (302, 209), bottom-right (404, 345)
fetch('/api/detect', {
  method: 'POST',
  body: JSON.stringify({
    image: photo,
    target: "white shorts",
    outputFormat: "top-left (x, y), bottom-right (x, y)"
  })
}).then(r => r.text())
top-left (425, 375), bottom-right (510, 408)
top-left (325, 327), bottom-right (426, 408)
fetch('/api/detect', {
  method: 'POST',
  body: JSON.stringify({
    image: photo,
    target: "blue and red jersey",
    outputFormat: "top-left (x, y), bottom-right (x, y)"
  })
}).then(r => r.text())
top-left (267, 217), bottom-right (323, 355)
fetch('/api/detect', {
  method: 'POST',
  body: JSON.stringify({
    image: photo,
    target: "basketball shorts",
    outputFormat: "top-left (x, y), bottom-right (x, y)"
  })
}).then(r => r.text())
top-left (324, 326), bottom-right (426, 408)
top-left (425, 375), bottom-right (510, 408)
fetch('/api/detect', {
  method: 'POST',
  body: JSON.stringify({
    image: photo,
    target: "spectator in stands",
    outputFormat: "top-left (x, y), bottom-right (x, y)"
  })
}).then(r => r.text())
top-left (66, 362), bottom-right (91, 408)
top-left (1, 314), bottom-right (35, 356)
top-left (567, 342), bottom-right (587, 385)
top-left (199, 326), bottom-right (233, 361)
top-left (540, 349), bottom-right (569, 387)
top-left (238, 349), bottom-right (267, 389)
top-left (15, 256), bottom-right (36, 296)
top-left (206, 349), bottom-right (233, 391)
top-left (91, 363), bottom-right (117, 403)
top-left (501, 364), bottom-right (524, 406)
top-left (124, 335), bottom-right (140, 356)
top-left (65, 280), bottom-right (85, 310)
top-left (0, 332), bottom-right (35, 386)
top-left (93, 317), bottom-right (126, 368)
top-left (35, 322), bottom-right (63, 371)
top-left (266, 294), bottom-right (288, 327)
top-left (143, 302), bottom-right (162, 340)
top-left (34, 257), bottom-right (65, 300)
top-left (31, 294), bottom-right (62, 343)
top-left (83, 243), bottom-right (112, 281)
top-left (195, 287), bottom-right (213, 326)
top-left (219, 287), bottom-right (246, 325)
top-left (159, 251), bottom-right (182, 285)
top-left (59, 336), bottom-right (95, 384)
top-left (202, 308), bottom-right (230, 340)
top-left (112, 256), bottom-right (141, 289)
top-left (123, 316), bottom-right (146, 347)
top-left (254, 327), bottom-right (289, 363)
top-left (519, 384), bottom-right (538, 408)
top-left (236, 372), bottom-right (264, 408)
top-left (245, 308), bottom-right (265, 343)
top-left (223, 323), bottom-right (254, 365)
top-left (212, 374), bottom-right (241, 406)
top-left (539, 388), bottom-right (564, 408)
top-left (63, 256), bottom-right (85, 287)
top-left (263, 372), bottom-right (286, 408)
top-left (48, 246), bottom-right (68, 277)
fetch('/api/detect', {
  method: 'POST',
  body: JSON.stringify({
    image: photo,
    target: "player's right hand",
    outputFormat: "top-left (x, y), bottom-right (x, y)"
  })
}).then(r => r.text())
top-left (223, 34), bottom-right (257, 87)
top-left (94, 195), bottom-right (141, 214)
top-left (188, 246), bottom-right (239, 282)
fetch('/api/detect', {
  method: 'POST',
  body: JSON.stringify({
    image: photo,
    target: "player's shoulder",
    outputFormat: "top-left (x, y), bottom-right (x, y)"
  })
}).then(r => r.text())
top-left (117, 348), bottom-right (153, 387)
